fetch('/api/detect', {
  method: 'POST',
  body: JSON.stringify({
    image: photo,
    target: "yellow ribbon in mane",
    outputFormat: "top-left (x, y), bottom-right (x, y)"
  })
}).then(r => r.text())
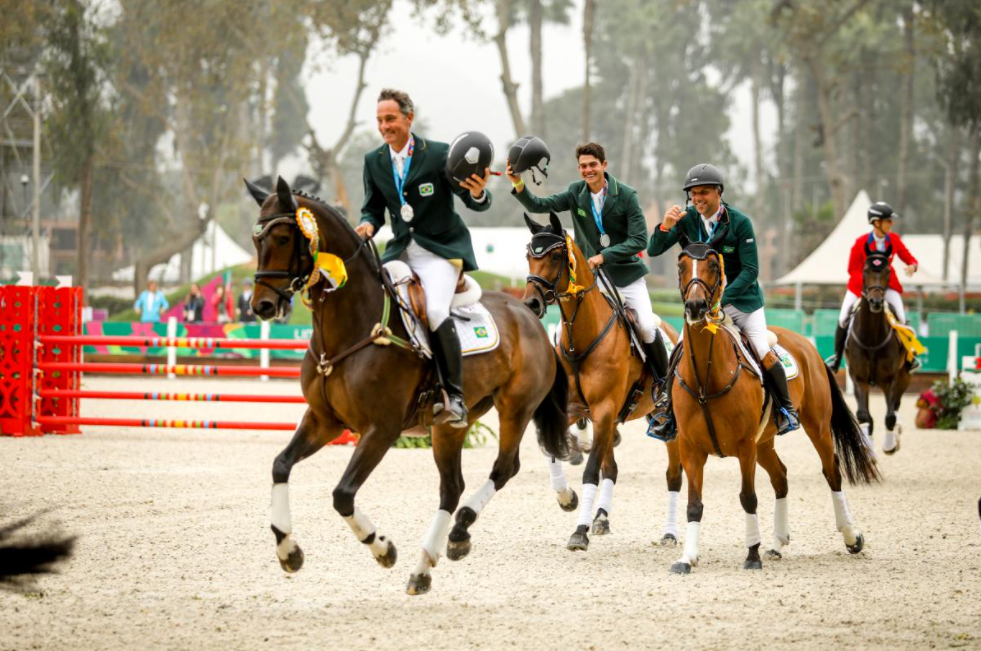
top-left (884, 307), bottom-right (927, 361)
top-left (565, 234), bottom-right (586, 295)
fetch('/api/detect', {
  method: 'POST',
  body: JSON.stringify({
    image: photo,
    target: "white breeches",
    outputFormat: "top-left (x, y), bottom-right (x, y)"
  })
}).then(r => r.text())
top-left (609, 276), bottom-right (658, 343)
top-left (838, 289), bottom-right (905, 327)
top-left (723, 305), bottom-right (770, 359)
top-left (404, 240), bottom-right (461, 330)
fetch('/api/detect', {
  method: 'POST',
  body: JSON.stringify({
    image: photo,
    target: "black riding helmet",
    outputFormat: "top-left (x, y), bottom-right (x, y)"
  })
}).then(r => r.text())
top-left (868, 201), bottom-right (898, 224)
top-left (508, 135), bottom-right (550, 185)
top-left (446, 131), bottom-right (494, 184)
top-left (683, 163), bottom-right (725, 205)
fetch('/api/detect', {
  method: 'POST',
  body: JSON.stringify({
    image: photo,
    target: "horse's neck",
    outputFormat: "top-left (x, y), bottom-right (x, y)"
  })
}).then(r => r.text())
top-left (558, 245), bottom-right (608, 347)
top-left (681, 323), bottom-right (736, 391)
top-left (854, 296), bottom-right (890, 337)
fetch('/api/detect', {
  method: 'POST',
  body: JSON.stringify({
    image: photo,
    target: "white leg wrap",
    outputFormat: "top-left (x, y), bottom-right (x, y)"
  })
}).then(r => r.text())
top-left (416, 509), bottom-right (453, 572)
top-left (832, 491), bottom-right (858, 546)
top-left (663, 491), bottom-right (680, 538)
top-left (882, 427), bottom-right (897, 451)
top-left (463, 480), bottom-right (497, 515)
top-left (548, 457), bottom-right (568, 492)
top-left (596, 478), bottom-right (615, 515)
top-left (678, 521), bottom-right (701, 566)
top-left (773, 497), bottom-right (790, 548)
top-left (576, 483), bottom-right (598, 528)
top-left (270, 483), bottom-right (292, 534)
top-left (343, 507), bottom-right (389, 557)
top-left (745, 512), bottom-right (761, 548)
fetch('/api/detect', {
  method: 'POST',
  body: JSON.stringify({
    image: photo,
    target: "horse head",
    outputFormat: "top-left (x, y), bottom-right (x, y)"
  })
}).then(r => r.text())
top-left (522, 212), bottom-right (569, 317)
top-left (862, 252), bottom-right (891, 313)
top-left (678, 242), bottom-right (725, 325)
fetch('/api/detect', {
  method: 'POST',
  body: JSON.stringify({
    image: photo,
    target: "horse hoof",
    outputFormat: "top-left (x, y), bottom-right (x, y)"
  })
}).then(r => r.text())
top-left (883, 441), bottom-right (900, 455)
top-left (670, 561), bottom-right (691, 575)
top-left (659, 533), bottom-right (678, 546)
top-left (558, 489), bottom-right (579, 512)
top-left (446, 537), bottom-right (471, 562)
top-left (375, 538), bottom-right (398, 569)
top-left (743, 559), bottom-right (763, 570)
top-left (765, 549), bottom-right (783, 560)
top-left (568, 448), bottom-right (584, 466)
top-left (846, 533), bottom-right (865, 555)
top-left (591, 511), bottom-right (611, 536)
top-left (277, 545), bottom-right (305, 573)
top-left (567, 525), bottom-right (590, 551)
top-left (405, 573), bottom-right (431, 596)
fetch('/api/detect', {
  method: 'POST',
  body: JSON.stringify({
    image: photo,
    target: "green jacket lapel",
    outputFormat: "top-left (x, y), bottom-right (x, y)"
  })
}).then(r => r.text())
top-left (403, 133), bottom-right (427, 189)
top-left (601, 173), bottom-right (619, 218)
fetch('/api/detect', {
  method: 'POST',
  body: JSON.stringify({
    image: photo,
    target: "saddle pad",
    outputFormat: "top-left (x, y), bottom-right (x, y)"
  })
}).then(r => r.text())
top-left (772, 343), bottom-right (799, 381)
top-left (384, 264), bottom-right (500, 359)
top-left (883, 305), bottom-right (927, 361)
top-left (658, 325), bottom-right (675, 357)
top-left (718, 321), bottom-right (797, 383)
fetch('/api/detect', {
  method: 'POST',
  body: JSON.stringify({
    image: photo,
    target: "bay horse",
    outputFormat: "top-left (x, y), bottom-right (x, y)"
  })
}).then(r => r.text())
top-left (670, 241), bottom-right (880, 574)
top-left (246, 177), bottom-right (570, 595)
top-left (844, 249), bottom-right (912, 454)
top-left (522, 213), bottom-right (683, 550)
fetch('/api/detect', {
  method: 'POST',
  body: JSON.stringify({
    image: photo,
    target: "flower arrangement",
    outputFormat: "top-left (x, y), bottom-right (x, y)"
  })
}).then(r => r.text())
top-left (916, 377), bottom-right (977, 430)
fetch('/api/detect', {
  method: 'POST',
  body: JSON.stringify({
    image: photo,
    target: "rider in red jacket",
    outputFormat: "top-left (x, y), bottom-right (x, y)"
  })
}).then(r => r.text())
top-left (826, 201), bottom-right (920, 372)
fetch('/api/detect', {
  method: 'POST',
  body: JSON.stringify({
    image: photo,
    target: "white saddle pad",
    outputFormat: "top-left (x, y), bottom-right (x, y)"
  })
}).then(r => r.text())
top-left (719, 321), bottom-right (798, 381)
top-left (383, 261), bottom-right (500, 359)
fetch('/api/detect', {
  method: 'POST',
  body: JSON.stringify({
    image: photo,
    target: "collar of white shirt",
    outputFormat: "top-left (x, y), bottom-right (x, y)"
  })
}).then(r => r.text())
top-left (389, 139), bottom-right (411, 175)
top-left (699, 204), bottom-right (724, 233)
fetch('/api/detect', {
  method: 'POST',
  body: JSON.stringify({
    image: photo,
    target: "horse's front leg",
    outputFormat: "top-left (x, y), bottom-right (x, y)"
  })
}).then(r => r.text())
top-left (270, 408), bottom-right (341, 573)
top-left (671, 437), bottom-right (707, 574)
top-left (736, 441), bottom-right (762, 570)
top-left (407, 424), bottom-right (467, 595)
top-left (567, 408), bottom-right (616, 552)
top-left (590, 428), bottom-right (619, 537)
top-left (659, 438), bottom-right (684, 545)
top-left (852, 376), bottom-right (875, 448)
top-left (882, 376), bottom-right (908, 455)
top-left (332, 424), bottom-right (401, 569)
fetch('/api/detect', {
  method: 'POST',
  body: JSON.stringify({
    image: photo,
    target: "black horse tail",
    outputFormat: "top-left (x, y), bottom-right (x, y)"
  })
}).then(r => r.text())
top-left (824, 363), bottom-right (882, 485)
top-left (533, 349), bottom-right (571, 461)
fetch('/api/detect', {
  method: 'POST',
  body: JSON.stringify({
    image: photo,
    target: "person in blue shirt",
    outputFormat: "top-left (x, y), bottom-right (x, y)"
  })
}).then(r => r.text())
top-left (134, 280), bottom-right (169, 323)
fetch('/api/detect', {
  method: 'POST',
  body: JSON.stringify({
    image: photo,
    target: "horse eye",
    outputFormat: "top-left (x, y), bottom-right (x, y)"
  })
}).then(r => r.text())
top-left (551, 252), bottom-right (562, 261)
top-left (275, 235), bottom-right (290, 246)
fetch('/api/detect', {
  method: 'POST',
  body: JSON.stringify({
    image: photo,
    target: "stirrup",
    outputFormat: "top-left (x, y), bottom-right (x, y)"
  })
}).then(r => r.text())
top-left (775, 407), bottom-right (800, 436)
top-left (646, 410), bottom-right (677, 443)
top-left (434, 394), bottom-right (468, 429)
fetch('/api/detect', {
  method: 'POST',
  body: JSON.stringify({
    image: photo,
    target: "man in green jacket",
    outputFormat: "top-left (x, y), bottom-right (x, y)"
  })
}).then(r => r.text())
top-left (507, 141), bottom-right (668, 378)
top-left (647, 163), bottom-right (800, 439)
top-left (354, 88), bottom-right (490, 428)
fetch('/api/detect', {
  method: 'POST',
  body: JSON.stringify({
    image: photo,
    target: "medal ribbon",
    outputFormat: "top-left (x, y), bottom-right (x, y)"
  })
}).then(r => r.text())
top-left (589, 180), bottom-right (609, 245)
top-left (699, 204), bottom-right (724, 243)
top-left (392, 136), bottom-right (415, 209)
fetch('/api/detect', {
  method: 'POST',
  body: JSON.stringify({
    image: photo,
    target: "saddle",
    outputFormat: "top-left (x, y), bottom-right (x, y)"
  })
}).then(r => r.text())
top-left (385, 260), bottom-right (482, 331)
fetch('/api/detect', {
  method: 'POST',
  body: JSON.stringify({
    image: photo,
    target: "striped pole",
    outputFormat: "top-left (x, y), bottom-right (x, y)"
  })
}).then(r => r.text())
top-left (38, 390), bottom-right (306, 403)
top-left (37, 416), bottom-right (298, 431)
top-left (38, 335), bottom-right (310, 350)
top-left (38, 362), bottom-right (300, 378)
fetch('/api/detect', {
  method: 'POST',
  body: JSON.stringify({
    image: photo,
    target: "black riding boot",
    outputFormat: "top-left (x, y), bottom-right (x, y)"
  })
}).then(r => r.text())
top-left (642, 329), bottom-right (669, 382)
top-left (647, 342), bottom-right (683, 443)
top-left (763, 358), bottom-right (800, 435)
top-left (431, 320), bottom-right (468, 428)
top-left (825, 324), bottom-right (848, 372)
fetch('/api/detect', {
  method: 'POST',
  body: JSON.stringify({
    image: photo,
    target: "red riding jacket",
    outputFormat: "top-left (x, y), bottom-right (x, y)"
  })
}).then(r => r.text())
top-left (846, 232), bottom-right (918, 296)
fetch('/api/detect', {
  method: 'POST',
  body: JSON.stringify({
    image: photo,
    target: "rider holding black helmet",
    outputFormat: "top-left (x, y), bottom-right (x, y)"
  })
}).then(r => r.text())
top-left (507, 140), bottom-right (670, 381)
top-left (647, 164), bottom-right (800, 439)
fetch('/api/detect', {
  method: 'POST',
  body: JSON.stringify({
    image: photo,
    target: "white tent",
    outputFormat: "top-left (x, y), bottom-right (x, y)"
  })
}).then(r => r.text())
top-left (901, 234), bottom-right (981, 288)
top-left (774, 190), bottom-right (949, 289)
top-left (113, 221), bottom-right (253, 283)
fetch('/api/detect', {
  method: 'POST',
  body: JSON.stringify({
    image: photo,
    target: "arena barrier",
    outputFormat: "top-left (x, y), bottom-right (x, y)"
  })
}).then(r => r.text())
top-left (0, 284), bottom-right (355, 443)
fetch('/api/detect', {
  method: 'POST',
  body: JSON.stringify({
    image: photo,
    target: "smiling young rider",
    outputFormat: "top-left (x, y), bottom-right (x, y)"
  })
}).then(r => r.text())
top-left (647, 163), bottom-right (801, 440)
top-left (354, 89), bottom-right (491, 428)
top-left (507, 142), bottom-right (669, 381)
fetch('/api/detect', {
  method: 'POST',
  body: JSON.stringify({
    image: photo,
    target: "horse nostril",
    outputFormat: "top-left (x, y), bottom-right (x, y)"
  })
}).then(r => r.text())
top-left (524, 298), bottom-right (542, 315)
top-left (256, 299), bottom-right (276, 318)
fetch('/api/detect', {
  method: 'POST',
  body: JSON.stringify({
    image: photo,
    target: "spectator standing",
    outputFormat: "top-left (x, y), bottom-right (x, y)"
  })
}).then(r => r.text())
top-left (237, 280), bottom-right (256, 322)
top-left (183, 283), bottom-right (205, 323)
top-left (134, 280), bottom-right (169, 323)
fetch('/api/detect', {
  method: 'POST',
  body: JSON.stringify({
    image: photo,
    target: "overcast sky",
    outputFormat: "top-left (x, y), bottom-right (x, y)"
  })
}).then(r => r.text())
top-left (298, 0), bottom-right (776, 186)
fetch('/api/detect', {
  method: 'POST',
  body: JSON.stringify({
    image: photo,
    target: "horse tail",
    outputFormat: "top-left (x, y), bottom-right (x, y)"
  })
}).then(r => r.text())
top-left (823, 363), bottom-right (882, 485)
top-left (533, 349), bottom-right (571, 461)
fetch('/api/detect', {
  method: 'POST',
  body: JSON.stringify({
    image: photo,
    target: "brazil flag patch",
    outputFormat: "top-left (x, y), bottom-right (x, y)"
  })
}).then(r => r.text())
top-left (474, 326), bottom-right (488, 339)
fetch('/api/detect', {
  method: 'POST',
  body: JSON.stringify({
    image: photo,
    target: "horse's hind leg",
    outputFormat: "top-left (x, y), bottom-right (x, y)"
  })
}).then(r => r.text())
top-left (446, 407), bottom-right (530, 562)
top-left (659, 439), bottom-right (683, 546)
top-left (546, 455), bottom-right (579, 512)
top-left (801, 410), bottom-right (866, 554)
top-left (407, 424), bottom-right (467, 596)
top-left (756, 440), bottom-right (790, 559)
top-left (332, 425), bottom-right (401, 569)
top-left (271, 408), bottom-right (342, 573)
top-left (737, 442), bottom-right (763, 570)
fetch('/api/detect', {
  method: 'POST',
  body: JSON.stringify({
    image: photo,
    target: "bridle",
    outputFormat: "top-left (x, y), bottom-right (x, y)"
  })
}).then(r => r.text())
top-left (679, 243), bottom-right (724, 323)
top-left (525, 231), bottom-right (598, 317)
top-left (861, 251), bottom-right (892, 306)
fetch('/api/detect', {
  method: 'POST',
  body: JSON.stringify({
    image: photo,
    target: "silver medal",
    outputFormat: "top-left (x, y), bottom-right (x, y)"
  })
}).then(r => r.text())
top-left (401, 203), bottom-right (414, 222)
top-left (600, 233), bottom-right (611, 248)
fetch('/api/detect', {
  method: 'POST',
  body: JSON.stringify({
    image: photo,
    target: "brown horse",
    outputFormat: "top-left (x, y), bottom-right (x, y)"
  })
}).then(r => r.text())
top-left (669, 242), bottom-right (880, 574)
top-left (844, 249), bottom-right (911, 454)
top-left (522, 213), bottom-right (683, 550)
top-left (247, 177), bottom-right (570, 595)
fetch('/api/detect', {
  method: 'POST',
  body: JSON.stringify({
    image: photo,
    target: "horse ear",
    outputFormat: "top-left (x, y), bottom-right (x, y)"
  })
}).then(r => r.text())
top-left (276, 176), bottom-right (296, 212)
top-left (549, 211), bottom-right (563, 234)
top-left (523, 213), bottom-right (544, 234)
top-left (243, 178), bottom-right (270, 207)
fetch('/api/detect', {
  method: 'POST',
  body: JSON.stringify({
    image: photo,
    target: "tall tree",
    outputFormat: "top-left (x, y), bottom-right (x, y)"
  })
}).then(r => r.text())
top-left (581, 0), bottom-right (595, 141)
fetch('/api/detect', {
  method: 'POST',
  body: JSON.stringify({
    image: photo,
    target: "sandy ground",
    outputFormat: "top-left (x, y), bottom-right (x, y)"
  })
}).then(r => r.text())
top-left (1, 376), bottom-right (980, 651)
